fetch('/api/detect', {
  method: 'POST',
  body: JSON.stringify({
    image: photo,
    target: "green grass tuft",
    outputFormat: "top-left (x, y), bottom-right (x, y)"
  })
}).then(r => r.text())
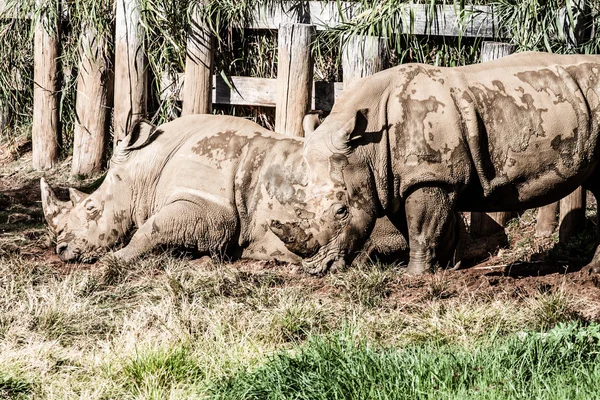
top-left (210, 322), bottom-right (600, 399)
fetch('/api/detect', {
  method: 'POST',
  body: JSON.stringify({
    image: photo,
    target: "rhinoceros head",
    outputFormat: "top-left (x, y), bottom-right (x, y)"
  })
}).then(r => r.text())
top-left (40, 121), bottom-right (157, 262)
top-left (269, 112), bottom-right (378, 273)
top-left (40, 177), bottom-right (130, 262)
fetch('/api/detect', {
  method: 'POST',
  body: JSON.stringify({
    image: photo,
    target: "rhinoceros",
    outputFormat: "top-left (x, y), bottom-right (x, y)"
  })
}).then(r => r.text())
top-left (41, 114), bottom-right (406, 269)
top-left (269, 52), bottom-right (600, 275)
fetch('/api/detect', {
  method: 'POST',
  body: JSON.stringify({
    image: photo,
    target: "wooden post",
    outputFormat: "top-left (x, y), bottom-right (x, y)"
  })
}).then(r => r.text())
top-left (470, 41), bottom-right (516, 236)
top-left (32, 0), bottom-right (60, 170)
top-left (71, 25), bottom-right (110, 176)
top-left (114, 0), bottom-right (146, 145)
top-left (479, 41), bottom-right (516, 63)
top-left (275, 23), bottom-right (315, 137)
top-left (559, 187), bottom-right (586, 243)
top-left (181, 1), bottom-right (213, 115)
top-left (342, 35), bottom-right (388, 88)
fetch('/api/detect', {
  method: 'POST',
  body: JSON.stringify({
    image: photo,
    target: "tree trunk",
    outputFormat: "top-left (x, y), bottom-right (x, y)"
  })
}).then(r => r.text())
top-left (32, 0), bottom-right (60, 170)
top-left (71, 25), bottom-right (110, 176)
top-left (275, 23), bottom-right (315, 137)
top-left (114, 0), bottom-right (146, 146)
top-left (182, 1), bottom-right (213, 115)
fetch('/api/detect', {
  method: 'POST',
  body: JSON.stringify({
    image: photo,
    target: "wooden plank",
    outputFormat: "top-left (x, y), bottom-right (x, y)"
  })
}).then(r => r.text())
top-left (275, 23), bottom-right (315, 137)
top-left (250, 2), bottom-right (500, 38)
top-left (161, 73), bottom-right (343, 111)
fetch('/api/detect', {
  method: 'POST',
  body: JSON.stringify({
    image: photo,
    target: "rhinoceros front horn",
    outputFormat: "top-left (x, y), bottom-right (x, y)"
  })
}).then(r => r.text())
top-left (40, 178), bottom-right (72, 232)
top-left (268, 219), bottom-right (320, 258)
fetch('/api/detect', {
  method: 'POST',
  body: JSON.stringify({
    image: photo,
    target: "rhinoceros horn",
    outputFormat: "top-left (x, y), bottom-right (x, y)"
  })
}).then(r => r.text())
top-left (268, 219), bottom-right (320, 259)
top-left (40, 178), bottom-right (72, 232)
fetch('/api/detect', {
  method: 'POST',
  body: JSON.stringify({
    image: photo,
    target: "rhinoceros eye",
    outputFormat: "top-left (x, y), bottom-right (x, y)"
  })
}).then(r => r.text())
top-left (334, 205), bottom-right (348, 219)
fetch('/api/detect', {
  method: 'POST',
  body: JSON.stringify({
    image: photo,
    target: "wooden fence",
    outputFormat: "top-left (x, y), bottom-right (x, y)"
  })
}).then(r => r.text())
top-left (1, 1), bottom-right (594, 244)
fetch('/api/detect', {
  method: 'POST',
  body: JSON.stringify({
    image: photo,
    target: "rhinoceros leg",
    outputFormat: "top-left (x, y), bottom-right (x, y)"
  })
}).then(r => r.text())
top-left (581, 185), bottom-right (600, 274)
top-left (113, 200), bottom-right (237, 262)
top-left (404, 186), bottom-right (458, 275)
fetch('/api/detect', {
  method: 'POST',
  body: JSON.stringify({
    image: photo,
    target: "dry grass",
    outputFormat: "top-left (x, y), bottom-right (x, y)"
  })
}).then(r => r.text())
top-left (0, 244), bottom-right (596, 398)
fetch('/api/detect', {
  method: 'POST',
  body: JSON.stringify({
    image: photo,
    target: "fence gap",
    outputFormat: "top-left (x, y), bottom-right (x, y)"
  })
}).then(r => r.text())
top-left (275, 23), bottom-right (315, 137)
top-left (32, 0), bottom-right (60, 170)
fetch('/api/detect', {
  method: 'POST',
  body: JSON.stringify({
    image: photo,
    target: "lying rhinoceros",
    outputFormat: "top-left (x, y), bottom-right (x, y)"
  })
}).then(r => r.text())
top-left (269, 52), bottom-right (600, 275)
top-left (41, 114), bottom-right (406, 269)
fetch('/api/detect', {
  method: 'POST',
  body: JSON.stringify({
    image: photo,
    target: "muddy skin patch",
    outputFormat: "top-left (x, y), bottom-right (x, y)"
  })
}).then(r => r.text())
top-left (467, 83), bottom-right (548, 171)
top-left (394, 95), bottom-right (445, 164)
top-left (191, 130), bottom-right (250, 168)
top-left (113, 209), bottom-right (127, 225)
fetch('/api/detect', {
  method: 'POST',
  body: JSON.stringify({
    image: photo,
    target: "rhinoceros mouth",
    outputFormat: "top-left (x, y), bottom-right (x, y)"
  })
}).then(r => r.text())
top-left (301, 253), bottom-right (347, 275)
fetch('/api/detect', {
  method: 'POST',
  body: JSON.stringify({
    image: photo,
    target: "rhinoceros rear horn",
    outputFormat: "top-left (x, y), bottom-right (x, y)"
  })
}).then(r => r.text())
top-left (40, 178), bottom-right (72, 231)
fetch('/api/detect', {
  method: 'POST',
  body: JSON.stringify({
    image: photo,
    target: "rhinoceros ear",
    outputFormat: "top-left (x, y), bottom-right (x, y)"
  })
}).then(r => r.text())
top-left (40, 178), bottom-right (72, 232)
top-left (330, 109), bottom-right (368, 153)
top-left (302, 113), bottom-right (321, 136)
top-left (68, 188), bottom-right (89, 204)
top-left (118, 120), bottom-right (159, 151)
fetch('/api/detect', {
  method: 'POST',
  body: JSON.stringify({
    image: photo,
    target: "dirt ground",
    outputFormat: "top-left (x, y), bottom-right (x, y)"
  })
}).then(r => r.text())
top-left (2, 150), bottom-right (600, 322)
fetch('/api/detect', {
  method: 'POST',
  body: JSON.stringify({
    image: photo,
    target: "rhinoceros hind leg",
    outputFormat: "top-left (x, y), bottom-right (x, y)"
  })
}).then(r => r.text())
top-left (404, 186), bottom-right (458, 275)
top-left (114, 200), bottom-right (237, 262)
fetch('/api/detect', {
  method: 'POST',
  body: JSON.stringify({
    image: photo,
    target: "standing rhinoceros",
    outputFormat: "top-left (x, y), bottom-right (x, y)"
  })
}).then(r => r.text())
top-left (41, 114), bottom-right (406, 269)
top-left (269, 52), bottom-right (600, 275)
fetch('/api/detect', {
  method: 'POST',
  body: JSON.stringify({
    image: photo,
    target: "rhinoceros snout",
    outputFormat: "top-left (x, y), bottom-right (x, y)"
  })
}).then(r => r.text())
top-left (56, 243), bottom-right (78, 262)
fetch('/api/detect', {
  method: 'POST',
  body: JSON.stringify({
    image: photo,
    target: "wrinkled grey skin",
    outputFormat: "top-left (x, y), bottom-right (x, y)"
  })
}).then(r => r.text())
top-left (270, 52), bottom-right (600, 275)
top-left (41, 114), bottom-right (406, 270)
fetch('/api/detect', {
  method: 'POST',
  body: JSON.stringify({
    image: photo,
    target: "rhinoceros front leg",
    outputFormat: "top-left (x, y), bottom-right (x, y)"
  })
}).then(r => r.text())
top-left (113, 200), bottom-right (237, 262)
top-left (404, 186), bottom-right (458, 275)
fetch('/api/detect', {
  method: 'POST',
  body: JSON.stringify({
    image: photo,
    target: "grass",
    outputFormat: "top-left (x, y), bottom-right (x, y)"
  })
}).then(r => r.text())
top-left (0, 242), bottom-right (595, 398)
top-left (209, 322), bottom-right (600, 400)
